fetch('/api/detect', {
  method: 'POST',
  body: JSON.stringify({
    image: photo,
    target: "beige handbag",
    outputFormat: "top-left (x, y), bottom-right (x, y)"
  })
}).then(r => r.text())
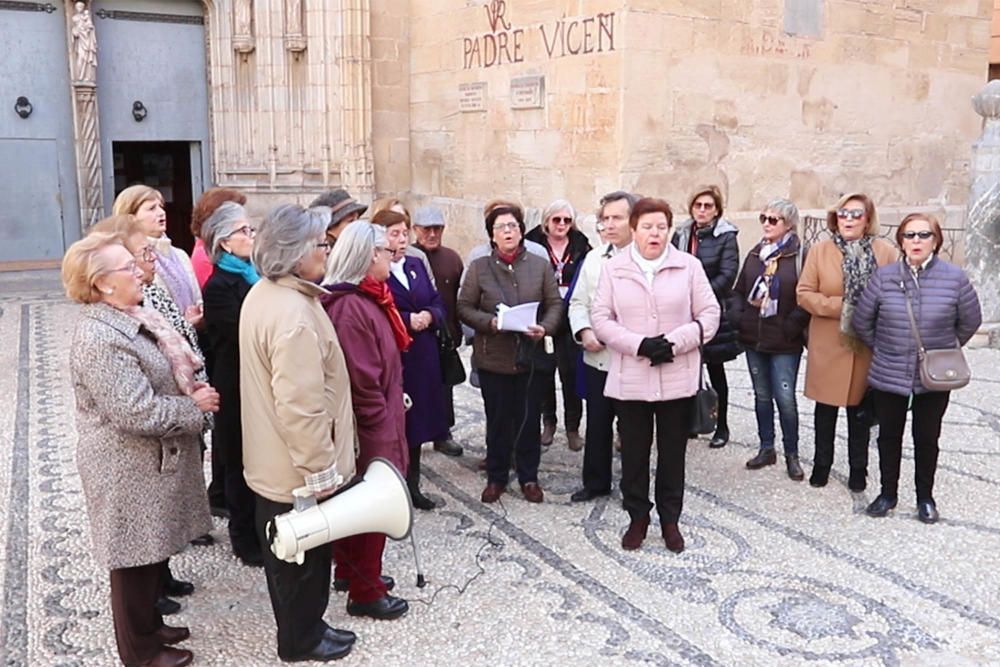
top-left (901, 278), bottom-right (971, 392)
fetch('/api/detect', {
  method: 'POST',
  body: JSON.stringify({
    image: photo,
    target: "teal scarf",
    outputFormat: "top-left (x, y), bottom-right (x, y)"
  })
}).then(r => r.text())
top-left (217, 252), bottom-right (260, 285)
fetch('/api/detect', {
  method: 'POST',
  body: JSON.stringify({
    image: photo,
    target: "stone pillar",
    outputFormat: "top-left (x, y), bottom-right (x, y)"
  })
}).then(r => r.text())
top-left (338, 0), bottom-right (374, 199)
top-left (68, 1), bottom-right (104, 229)
top-left (966, 80), bottom-right (1000, 348)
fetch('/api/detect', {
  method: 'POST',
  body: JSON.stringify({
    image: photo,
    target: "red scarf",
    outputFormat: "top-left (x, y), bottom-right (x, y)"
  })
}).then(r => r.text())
top-left (496, 248), bottom-right (519, 265)
top-left (357, 276), bottom-right (413, 352)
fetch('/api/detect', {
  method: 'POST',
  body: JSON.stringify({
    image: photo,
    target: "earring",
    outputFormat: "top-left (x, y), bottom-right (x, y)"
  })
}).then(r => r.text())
top-left (101, 287), bottom-right (114, 295)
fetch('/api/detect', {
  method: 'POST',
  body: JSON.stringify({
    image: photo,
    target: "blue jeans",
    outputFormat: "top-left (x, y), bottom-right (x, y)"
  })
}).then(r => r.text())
top-left (744, 349), bottom-right (801, 455)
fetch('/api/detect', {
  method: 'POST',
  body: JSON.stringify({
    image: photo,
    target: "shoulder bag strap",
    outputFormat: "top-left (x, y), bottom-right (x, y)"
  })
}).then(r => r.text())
top-left (694, 318), bottom-right (706, 390)
top-left (899, 272), bottom-right (927, 361)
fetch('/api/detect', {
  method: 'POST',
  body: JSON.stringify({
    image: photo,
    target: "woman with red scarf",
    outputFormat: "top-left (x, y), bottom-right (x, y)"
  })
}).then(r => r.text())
top-left (322, 220), bottom-right (410, 621)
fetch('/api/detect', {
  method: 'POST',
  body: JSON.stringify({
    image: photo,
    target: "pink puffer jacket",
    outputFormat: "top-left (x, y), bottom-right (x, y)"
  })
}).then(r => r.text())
top-left (592, 247), bottom-right (720, 402)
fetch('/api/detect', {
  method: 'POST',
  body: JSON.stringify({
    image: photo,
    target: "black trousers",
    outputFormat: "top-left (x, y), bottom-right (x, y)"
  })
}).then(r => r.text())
top-left (581, 364), bottom-right (615, 493)
top-left (110, 560), bottom-right (166, 665)
top-left (255, 493), bottom-right (333, 660)
top-left (706, 362), bottom-right (729, 434)
top-left (872, 389), bottom-right (950, 502)
top-left (617, 397), bottom-right (692, 524)
top-left (814, 402), bottom-right (870, 471)
top-left (539, 329), bottom-right (583, 432)
top-left (479, 369), bottom-right (542, 485)
top-left (226, 462), bottom-right (258, 555)
top-left (442, 383), bottom-right (456, 435)
top-left (406, 443), bottom-right (425, 491)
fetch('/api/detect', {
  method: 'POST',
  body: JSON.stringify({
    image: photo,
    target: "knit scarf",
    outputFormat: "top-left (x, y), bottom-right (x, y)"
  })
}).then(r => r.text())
top-left (748, 234), bottom-right (793, 318)
top-left (496, 248), bottom-right (519, 265)
top-left (217, 251), bottom-right (260, 285)
top-left (121, 305), bottom-right (203, 396)
top-left (833, 233), bottom-right (876, 340)
top-left (357, 276), bottom-right (413, 352)
top-left (151, 236), bottom-right (198, 312)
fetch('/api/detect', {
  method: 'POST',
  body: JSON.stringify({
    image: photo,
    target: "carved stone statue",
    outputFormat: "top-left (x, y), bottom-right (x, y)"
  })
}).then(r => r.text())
top-left (233, 0), bottom-right (256, 54)
top-left (284, 0), bottom-right (307, 53)
top-left (71, 1), bottom-right (97, 84)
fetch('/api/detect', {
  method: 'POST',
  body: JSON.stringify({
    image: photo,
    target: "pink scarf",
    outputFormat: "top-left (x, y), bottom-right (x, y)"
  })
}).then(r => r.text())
top-left (122, 305), bottom-right (203, 395)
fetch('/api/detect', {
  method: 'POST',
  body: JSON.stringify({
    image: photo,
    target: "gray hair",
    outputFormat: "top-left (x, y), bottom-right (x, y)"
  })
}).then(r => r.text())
top-left (540, 199), bottom-right (576, 235)
top-left (201, 201), bottom-right (249, 264)
top-left (598, 190), bottom-right (639, 217)
top-left (763, 198), bottom-right (800, 231)
top-left (308, 205), bottom-right (333, 231)
top-left (324, 220), bottom-right (386, 286)
top-left (252, 204), bottom-right (328, 279)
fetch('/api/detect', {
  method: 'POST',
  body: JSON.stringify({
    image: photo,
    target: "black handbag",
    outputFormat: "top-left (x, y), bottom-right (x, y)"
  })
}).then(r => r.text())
top-left (689, 320), bottom-right (719, 434)
top-left (436, 326), bottom-right (467, 386)
top-left (515, 334), bottom-right (557, 373)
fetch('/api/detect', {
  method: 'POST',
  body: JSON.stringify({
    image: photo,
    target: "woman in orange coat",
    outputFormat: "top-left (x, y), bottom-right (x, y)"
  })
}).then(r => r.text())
top-left (796, 193), bottom-right (897, 491)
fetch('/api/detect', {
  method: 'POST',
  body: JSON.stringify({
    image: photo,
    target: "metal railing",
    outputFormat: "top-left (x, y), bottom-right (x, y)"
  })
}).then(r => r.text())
top-left (800, 216), bottom-right (964, 263)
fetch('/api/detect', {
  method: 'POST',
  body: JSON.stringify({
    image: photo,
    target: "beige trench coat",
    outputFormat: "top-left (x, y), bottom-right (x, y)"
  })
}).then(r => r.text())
top-left (796, 237), bottom-right (898, 406)
top-left (70, 303), bottom-right (211, 570)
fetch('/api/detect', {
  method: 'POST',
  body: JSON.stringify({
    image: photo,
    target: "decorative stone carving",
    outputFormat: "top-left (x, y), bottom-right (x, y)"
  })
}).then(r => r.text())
top-left (283, 0), bottom-right (307, 55)
top-left (339, 0), bottom-right (374, 198)
top-left (71, 1), bottom-right (97, 84)
top-left (232, 0), bottom-right (255, 56)
top-left (66, 0), bottom-right (103, 229)
top-left (965, 80), bottom-right (1000, 347)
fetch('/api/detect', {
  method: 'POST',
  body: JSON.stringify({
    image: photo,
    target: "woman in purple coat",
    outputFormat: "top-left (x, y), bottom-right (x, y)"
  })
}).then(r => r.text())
top-left (373, 210), bottom-right (449, 510)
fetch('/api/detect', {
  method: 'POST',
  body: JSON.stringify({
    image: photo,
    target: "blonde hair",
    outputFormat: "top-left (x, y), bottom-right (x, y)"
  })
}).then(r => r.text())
top-left (370, 197), bottom-right (411, 226)
top-left (112, 185), bottom-right (163, 217)
top-left (61, 232), bottom-right (122, 304)
top-left (826, 192), bottom-right (879, 236)
top-left (88, 214), bottom-right (144, 245)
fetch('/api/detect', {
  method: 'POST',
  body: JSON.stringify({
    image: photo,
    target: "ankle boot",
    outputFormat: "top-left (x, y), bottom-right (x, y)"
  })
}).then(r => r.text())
top-left (746, 449), bottom-right (776, 469)
top-left (621, 516), bottom-right (649, 550)
top-left (661, 523), bottom-right (684, 553)
top-left (786, 455), bottom-right (804, 481)
top-left (710, 393), bottom-right (729, 448)
top-left (809, 466), bottom-right (830, 487)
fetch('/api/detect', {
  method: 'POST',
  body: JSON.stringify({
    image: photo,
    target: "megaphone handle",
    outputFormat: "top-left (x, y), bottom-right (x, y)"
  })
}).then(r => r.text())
top-left (410, 531), bottom-right (426, 588)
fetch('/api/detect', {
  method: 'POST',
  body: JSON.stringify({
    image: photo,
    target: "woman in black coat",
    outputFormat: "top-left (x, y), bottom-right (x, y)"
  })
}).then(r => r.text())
top-left (200, 202), bottom-right (264, 567)
top-left (671, 186), bottom-right (741, 447)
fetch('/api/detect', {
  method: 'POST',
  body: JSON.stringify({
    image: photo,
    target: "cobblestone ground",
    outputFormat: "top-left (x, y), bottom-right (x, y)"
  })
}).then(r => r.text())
top-left (2, 272), bottom-right (999, 667)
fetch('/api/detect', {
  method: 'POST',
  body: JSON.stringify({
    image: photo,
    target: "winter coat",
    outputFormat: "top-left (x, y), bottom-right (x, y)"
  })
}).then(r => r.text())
top-left (388, 257), bottom-right (450, 449)
top-left (671, 217), bottom-right (741, 362)
top-left (796, 237), bottom-right (898, 406)
top-left (415, 243), bottom-right (465, 342)
top-left (568, 243), bottom-right (626, 371)
top-left (202, 265), bottom-right (252, 467)
top-left (591, 246), bottom-right (720, 402)
top-left (322, 285), bottom-right (409, 473)
top-left (70, 303), bottom-right (211, 569)
top-left (730, 235), bottom-right (811, 355)
top-left (525, 225), bottom-right (592, 338)
top-left (239, 276), bottom-right (357, 503)
top-left (852, 257), bottom-right (982, 396)
top-left (457, 247), bottom-right (564, 375)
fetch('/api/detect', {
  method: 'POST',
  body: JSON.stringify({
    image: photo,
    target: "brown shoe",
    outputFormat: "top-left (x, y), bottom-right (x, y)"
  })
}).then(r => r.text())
top-left (153, 625), bottom-right (190, 645)
top-left (541, 421), bottom-right (556, 446)
top-left (662, 523), bottom-right (685, 553)
top-left (566, 431), bottom-right (584, 451)
top-left (520, 482), bottom-right (544, 503)
top-left (481, 482), bottom-right (505, 503)
top-left (476, 457), bottom-right (487, 472)
top-left (621, 516), bottom-right (649, 550)
top-left (129, 646), bottom-right (193, 667)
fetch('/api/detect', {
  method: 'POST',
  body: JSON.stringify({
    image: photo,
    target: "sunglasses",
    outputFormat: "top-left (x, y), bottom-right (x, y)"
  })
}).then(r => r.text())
top-left (901, 230), bottom-right (934, 240)
top-left (693, 202), bottom-right (715, 210)
top-left (837, 208), bottom-right (865, 220)
top-left (549, 216), bottom-right (573, 225)
top-left (315, 241), bottom-right (332, 251)
top-left (758, 214), bottom-right (783, 226)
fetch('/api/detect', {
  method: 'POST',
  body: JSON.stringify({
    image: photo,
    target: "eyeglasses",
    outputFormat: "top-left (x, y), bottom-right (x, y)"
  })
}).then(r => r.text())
top-left (693, 202), bottom-right (715, 210)
top-left (109, 260), bottom-right (140, 275)
top-left (375, 246), bottom-right (393, 256)
top-left (837, 208), bottom-right (865, 220)
top-left (902, 230), bottom-right (934, 240)
top-left (494, 222), bottom-right (520, 232)
top-left (759, 214), bottom-right (783, 226)
top-left (134, 247), bottom-right (156, 262)
top-left (549, 216), bottom-right (573, 225)
top-left (315, 242), bottom-right (332, 252)
top-left (232, 225), bottom-right (256, 238)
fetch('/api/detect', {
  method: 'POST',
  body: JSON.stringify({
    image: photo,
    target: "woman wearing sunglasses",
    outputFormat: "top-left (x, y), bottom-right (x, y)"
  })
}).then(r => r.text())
top-left (795, 193), bottom-right (897, 491)
top-left (732, 199), bottom-right (811, 480)
top-left (852, 213), bottom-right (981, 523)
top-left (525, 199), bottom-right (592, 451)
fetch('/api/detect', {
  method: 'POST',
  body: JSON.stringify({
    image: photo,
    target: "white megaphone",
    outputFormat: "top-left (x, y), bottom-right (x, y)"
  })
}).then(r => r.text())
top-left (268, 457), bottom-right (413, 565)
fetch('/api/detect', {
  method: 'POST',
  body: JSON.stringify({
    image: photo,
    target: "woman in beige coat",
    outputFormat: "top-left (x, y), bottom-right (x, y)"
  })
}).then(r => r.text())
top-left (64, 231), bottom-right (219, 667)
top-left (796, 193), bottom-right (897, 491)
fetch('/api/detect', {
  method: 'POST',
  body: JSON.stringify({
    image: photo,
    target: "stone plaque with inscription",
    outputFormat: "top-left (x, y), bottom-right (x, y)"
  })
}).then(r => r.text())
top-left (459, 82), bottom-right (488, 112)
top-left (510, 75), bottom-right (544, 109)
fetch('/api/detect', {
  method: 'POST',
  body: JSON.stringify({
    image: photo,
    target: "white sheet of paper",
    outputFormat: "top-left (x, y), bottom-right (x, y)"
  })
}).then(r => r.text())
top-left (496, 301), bottom-right (539, 332)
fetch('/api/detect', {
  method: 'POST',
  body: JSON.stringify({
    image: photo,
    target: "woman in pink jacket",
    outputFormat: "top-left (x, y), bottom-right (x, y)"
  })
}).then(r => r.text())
top-left (591, 197), bottom-right (720, 554)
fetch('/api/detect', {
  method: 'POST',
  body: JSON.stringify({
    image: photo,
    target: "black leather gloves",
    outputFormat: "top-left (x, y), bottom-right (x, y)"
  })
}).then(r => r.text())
top-left (637, 335), bottom-right (675, 366)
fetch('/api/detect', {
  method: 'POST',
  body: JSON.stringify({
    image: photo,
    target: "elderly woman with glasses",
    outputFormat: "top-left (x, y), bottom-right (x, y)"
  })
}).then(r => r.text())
top-left (322, 220), bottom-right (410, 621)
top-left (852, 214), bottom-right (981, 523)
top-left (796, 193), bottom-right (897, 491)
top-left (239, 204), bottom-right (358, 662)
top-left (732, 199), bottom-right (811, 480)
top-left (63, 230), bottom-right (219, 667)
top-left (525, 199), bottom-right (592, 451)
top-left (199, 202), bottom-right (264, 568)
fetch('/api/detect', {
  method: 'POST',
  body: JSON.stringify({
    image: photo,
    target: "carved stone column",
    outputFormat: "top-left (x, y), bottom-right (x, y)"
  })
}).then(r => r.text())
top-left (338, 0), bottom-right (374, 198)
top-left (965, 80), bottom-right (1000, 347)
top-left (68, 1), bottom-right (104, 229)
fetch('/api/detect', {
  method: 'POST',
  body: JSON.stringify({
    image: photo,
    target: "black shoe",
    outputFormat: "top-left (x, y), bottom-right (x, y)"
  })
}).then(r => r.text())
top-left (190, 533), bottom-right (214, 547)
top-left (333, 575), bottom-right (395, 593)
top-left (917, 500), bottom-right (939, 524)
top-left (433, 439), bottom-right (464, 457)
top-left (346, 594), bottom-right (409, 620)
top-left (209, 505), bottom-right (230, 520)
top-left (235, 546), bottom-right (266, 567)
top-left (570, 488), bottom-right (610, 502)
top-left (848, 467), bottom-right (867, 492)
top-left (785, 456), bottom-right (804, 481)
top-left (155, 596), bottom-right (181, 616)
top-left (324, 627), bottom-right (357, 644)
top-left (280, 631), bottom-right (354, 662)
top-left (809, 466), bottom-right (830, 488)
top-left (709, 428), bottom-right (729, 448)
top-left (746, 449), bottom-right (777, 469)
top-left (164, 577), bottom-right (194, 597)
top-left (410, 489), bottom-right (437, 511)
top-left (866, 495), bottom-right (898, 518)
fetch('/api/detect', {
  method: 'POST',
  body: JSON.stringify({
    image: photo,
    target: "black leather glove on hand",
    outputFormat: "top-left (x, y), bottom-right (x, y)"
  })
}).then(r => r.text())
top-left (650, 339), bottom-right (675, 366)
top-left (637, 335), bottom-right (668, 360)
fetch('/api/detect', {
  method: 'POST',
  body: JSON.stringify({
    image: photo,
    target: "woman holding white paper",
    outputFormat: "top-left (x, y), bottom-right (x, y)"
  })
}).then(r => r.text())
top-left (457, 201), bottom-right (564, 504)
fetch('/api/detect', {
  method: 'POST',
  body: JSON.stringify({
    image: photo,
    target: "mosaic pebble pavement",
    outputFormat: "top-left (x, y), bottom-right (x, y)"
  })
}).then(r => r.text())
top-left (1, 271), bottom-right (998, 667)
